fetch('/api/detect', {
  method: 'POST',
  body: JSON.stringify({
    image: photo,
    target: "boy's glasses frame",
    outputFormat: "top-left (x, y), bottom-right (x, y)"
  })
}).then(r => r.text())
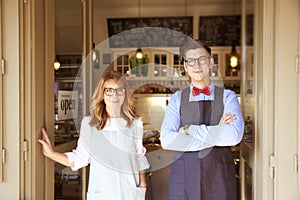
top-left (185, 56), bottom-right (210, 67)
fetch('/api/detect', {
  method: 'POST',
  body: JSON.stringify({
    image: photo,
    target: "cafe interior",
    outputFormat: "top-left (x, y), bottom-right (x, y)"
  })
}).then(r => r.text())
top-left (0, 0), bottom-right (299, 199)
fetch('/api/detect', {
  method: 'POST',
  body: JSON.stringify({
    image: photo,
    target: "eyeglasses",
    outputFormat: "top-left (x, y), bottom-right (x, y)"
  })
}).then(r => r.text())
top-left (185, 56), bottom-right (210, 67)
top-left (104, 88), bottom-right (125, 96)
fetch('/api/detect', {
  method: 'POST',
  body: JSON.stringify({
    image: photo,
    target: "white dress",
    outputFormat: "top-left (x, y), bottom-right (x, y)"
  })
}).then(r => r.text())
top-left (65, 116), bottom-right (150, 200)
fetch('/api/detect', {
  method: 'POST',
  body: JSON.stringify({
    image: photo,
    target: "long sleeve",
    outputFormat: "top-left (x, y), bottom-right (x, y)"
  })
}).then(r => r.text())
top-left (64, 117), bottom-right (91, 171)
top-left (188, 90), bottom-right (244, 148)
top-left (160, 91), bottom-right (205, 151)
top-left (134, 118), bottom-right (150, 170)
top-left (160, 85), bottom-right (244, 152)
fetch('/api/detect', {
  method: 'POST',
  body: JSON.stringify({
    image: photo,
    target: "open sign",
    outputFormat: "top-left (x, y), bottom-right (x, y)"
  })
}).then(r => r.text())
top-left (58, 90), bottom-right (78, 120)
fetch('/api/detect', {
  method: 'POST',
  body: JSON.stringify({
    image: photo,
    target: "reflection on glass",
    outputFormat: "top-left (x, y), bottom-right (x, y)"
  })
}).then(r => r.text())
top-left (243, 116), bottom-right (253, 143)
top-left (117, 55), bottom-right (122, 65)
top-left (225, 53), bottom-right (239, 77)
top-left (55, 163), bottom-right (82, 198)
top-left (161, 54), bottom-right (167, 65)
top-left (243, 0), bottom-right (255, 146)
top-left (210, 54), bottom-right (219, 77)
top-left (130, 54), bottom-right (149, 77)
top-left (54, 55), bottom-right (83, 146)
top-left (153, 54), bottom-right (168, 77)
top-left (245, 162), bottom-right (253, 200)
top-left (173, 54), bottom-right (185, 77)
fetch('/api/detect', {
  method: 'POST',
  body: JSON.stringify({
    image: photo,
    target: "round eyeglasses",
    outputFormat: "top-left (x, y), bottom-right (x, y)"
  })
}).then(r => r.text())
top-left (185, 56), bottom-right (209, 67)
top-left (104, 88), bottom-right (125, 96)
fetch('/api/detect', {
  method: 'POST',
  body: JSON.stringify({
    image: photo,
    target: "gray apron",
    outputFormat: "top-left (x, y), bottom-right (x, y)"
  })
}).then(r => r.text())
top-left (169, 86), bottom-right (237, 200)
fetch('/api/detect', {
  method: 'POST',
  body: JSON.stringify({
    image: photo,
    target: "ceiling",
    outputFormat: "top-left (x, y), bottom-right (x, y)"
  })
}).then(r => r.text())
top-left (57, 0), bottom-right (246, 8)
top-left (95, 0), bottom-right (233, 7)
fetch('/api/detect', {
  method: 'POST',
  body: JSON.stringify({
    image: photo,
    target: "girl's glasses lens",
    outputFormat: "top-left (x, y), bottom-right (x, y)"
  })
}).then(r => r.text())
top-left (104, 88), bottom-right (125, 96)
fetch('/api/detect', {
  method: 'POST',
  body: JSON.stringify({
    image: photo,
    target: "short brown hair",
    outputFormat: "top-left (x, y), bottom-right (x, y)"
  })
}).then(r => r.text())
top-left (180, 39), bottom-right (211, 59)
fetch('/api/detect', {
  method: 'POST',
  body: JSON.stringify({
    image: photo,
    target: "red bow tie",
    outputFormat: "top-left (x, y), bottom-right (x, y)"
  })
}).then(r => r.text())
top-left (192, 86), bottom-right (210, 96)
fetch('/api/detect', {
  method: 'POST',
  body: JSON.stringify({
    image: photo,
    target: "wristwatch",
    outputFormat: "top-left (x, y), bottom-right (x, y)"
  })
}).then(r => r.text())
top-left (183, 125), bottom-right (190, 135)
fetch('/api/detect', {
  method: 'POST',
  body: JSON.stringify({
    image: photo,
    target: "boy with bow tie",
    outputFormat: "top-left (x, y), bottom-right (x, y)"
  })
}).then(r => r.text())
top-left (160, 39), bottom-right (244, 200)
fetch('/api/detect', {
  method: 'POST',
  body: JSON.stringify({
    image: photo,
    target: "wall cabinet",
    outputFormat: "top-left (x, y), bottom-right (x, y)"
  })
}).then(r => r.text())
top-left (112, 46), bottom-right (253, 94)
top-left (210, 46), bottom-right (253, 80)
top-left (211, 46), bottom-right (253, 94)
top-left (112, 47), bottom-right (189, 93)
top-left (112, 47), bottom-right (185, 79)
top-left (211, 46), bottom-right (241, 81)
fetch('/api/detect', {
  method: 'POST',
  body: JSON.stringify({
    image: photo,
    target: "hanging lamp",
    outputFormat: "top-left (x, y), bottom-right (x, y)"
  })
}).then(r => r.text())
top-left (134, 0), bottom-right (143, 59)
top-left (135, 48), bottom-right (143, 59)
top-left (54, 55), bottom-right (61, 70)
top-left (229, 40), bottom-right (239, 70)
top-left (92, 43), bottom-right (100, 68)
top-left (229, 0), bottom-right (240, 71)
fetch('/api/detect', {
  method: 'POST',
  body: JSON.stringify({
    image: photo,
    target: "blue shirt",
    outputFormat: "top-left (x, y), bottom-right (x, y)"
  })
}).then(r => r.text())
top-left (160, 83), bottom-right (244, 152)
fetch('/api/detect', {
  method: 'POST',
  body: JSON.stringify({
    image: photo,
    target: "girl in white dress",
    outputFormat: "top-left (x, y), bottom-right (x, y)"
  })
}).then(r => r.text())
top-left (39, 70), bottom-right (150, 200)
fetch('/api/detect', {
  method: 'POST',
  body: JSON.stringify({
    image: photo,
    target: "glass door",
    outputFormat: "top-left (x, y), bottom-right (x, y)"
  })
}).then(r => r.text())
top-left (240, 0), bottom-right (255, 199)
top-left (51, 0), bottom-right (85, 199)
top-left (54, 55), bottom-right (83, 200)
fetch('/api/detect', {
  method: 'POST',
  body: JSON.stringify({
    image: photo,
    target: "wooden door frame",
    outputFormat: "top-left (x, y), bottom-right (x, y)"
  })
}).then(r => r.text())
top-left (253, 0), bottom-right (276, 199)
top-left (22, 0), bottom-right (50, 199)
top-left (44, 0), bottom-right (55, 199)
top-left (274, 0), bottom-right (300, 199)
top-left (20, 0), bottom-right (57, 199)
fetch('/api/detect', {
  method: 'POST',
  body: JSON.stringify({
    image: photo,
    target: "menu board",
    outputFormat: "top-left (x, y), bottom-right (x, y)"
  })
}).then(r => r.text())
top-left (199, 15), bottom-right (253, 46)
top-left (107, 16), bottom-right (193, 48)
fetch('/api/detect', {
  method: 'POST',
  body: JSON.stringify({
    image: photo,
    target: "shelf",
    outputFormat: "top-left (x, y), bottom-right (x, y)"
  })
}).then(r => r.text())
top-left (55, 161), bottom-right (82, 200)
top-left (133, 93), bottom-right (172, 97)
top-left (54, 140), bottom-right (77, 152)
top-left (240, 141), bottom-right (254, 169)
top-left (55, 196), bottom-right (81, 200)
top-left (55, 119), bottom-right (81, 124)
top-left (55, 77), bottom-right (82, 82)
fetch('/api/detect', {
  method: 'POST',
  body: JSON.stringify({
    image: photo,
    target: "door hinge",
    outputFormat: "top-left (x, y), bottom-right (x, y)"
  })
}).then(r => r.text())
top-left (1, 148), bottom-right (6, 164)
top-left (1, 58), bottom-right (5, 75)
top-left (22, 140), bottom-right (29, 162)
top-left (269, 154), bottom-right (277, 178)
top-left (295, 154), bottom-right (299, 173)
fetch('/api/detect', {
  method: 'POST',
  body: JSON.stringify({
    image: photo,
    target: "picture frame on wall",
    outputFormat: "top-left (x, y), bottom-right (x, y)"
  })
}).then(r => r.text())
top-left (103, 53), bottom-right (111, 64)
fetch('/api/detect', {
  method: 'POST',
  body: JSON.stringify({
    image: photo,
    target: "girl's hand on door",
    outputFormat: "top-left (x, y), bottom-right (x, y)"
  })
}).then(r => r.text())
top-left (38, 128), bottom-right (54, 158)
